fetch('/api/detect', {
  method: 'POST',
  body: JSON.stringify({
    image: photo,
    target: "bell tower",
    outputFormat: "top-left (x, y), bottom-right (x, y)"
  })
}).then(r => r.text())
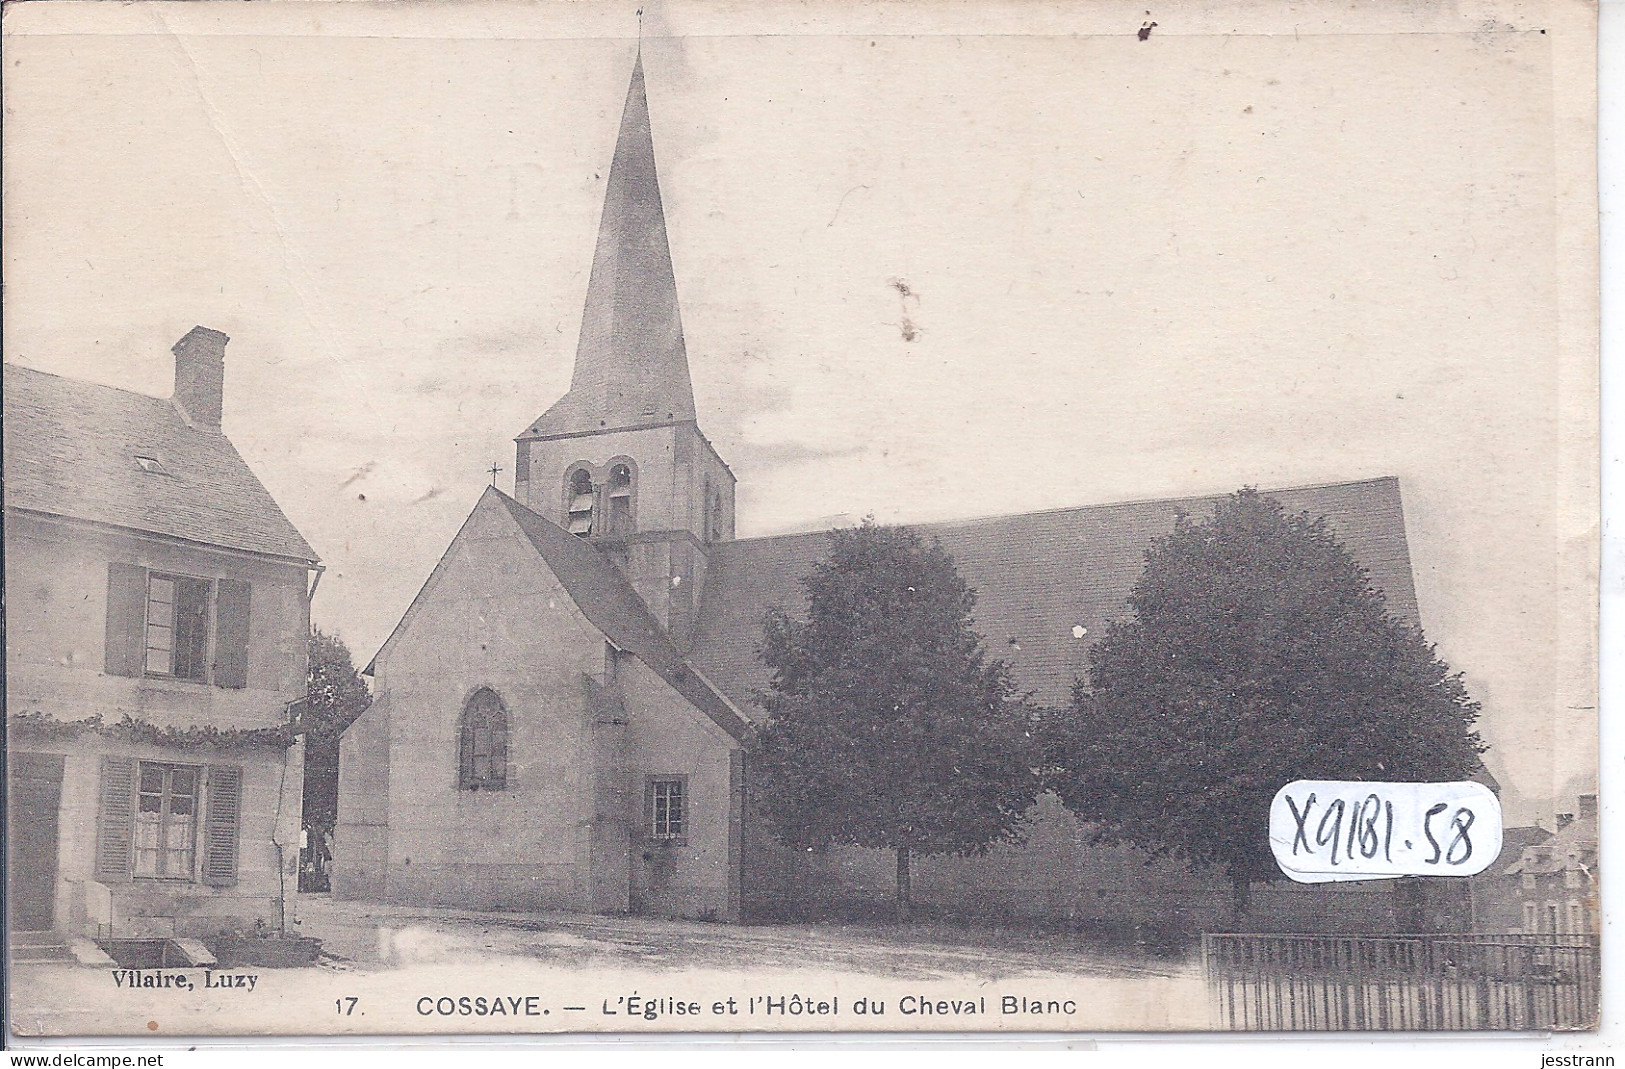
top-left (514, 53), bottom-right (735, 646)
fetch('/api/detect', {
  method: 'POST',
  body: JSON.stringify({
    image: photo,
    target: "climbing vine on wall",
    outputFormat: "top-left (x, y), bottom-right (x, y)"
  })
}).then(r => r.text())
top-left (7, 711), bottom-right (295, 752)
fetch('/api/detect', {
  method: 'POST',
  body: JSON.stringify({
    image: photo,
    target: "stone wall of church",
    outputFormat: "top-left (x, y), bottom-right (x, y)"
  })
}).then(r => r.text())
top-left (618, 659), bottom-right (741, 921)
top-left (332, 700), bottom-right (390, 900)
top-left (516, 422), bottom-right (734, 546)
top-left (519, 425), bottom-right (681, 530)
top-left (332, 496), bottom-right (746, 921)
top-left (335, 500), bottom-right (609, 911)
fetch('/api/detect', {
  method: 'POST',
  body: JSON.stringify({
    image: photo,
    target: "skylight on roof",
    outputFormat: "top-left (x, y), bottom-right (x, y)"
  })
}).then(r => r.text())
top-left (134, 454), bottom-right (169, 475)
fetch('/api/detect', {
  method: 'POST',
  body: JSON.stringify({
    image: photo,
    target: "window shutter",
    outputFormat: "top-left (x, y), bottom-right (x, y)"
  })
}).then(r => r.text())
top-left (212, 579), bottom-right (252, 689)
top-left (93, 756), bottom-right (137, 881)
top-left (104, 563), bottom-right (148, 677)
top-left (201, 765), bottom-right (242, 887)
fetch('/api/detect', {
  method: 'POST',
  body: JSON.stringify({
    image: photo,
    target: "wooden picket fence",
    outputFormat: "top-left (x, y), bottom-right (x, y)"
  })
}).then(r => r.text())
top-left (1202, 932), bottom-right (1599, 1031)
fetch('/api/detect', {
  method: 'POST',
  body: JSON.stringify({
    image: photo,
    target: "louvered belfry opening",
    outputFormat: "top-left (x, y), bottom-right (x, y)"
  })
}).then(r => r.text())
top-left (604, 463), bottom-right (634, 537)
top-left (567, 469), bottom-right (596, 537)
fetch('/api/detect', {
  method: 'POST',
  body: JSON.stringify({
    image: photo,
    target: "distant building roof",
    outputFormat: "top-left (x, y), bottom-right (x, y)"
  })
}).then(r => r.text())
top-left (1490, 825), bottom-right (1553, 879)
top-left (688, 476), bottom-right (1420, 713)
top-left (3, 363), bottom-right (318, 563)
top-left (1507, 819), bottom-right (1597, 877)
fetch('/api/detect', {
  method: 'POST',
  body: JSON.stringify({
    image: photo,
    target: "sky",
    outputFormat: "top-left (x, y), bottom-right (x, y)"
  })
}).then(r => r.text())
top-left (2, 0), bottom-right (1597, 820)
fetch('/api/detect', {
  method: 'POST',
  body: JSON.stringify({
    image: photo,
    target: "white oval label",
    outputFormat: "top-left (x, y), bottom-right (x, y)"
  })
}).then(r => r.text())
top-left (1269, 780), bottom-right (1502, 882)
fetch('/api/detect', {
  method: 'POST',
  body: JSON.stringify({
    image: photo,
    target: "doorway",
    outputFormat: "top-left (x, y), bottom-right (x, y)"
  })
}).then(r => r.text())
top-left (9, 752), bottom-right (65, 930)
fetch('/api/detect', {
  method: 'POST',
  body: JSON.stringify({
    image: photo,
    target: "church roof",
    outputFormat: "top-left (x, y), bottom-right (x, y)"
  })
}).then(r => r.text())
top-left (687, 476), bottom-right (1420, 715)
top-left (521, 55), bottom-right (696, 440)
top-left (491, 489), bottom-right (750, 742)
top-left (3, 362), bottom-right (318, 563)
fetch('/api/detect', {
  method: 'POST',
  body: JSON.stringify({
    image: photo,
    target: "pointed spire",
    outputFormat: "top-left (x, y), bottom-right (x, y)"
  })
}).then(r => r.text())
top-left (526, 53), bottom-right (696, 438)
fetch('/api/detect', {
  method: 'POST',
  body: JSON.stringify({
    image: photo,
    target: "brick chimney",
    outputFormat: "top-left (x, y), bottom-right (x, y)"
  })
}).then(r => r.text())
top-left (172, 326), bottom-right (229, 431)
top-left (1578, 793), bottom-right (1598, 832)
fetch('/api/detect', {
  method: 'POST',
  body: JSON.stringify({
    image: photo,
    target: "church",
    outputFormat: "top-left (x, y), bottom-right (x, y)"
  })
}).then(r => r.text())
top-left (333, 55), bottom-right (1451, 932)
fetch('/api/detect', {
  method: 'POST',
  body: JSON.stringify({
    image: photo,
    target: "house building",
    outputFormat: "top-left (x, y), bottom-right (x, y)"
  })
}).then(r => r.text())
top-left (334, 56), bottom-right (1464, 933)
top-left (1470, 824), bottom-right (1553, 935)
top-left (1502, 795), bottom-right (1598, 937)
top-left (5, 329), bottom-right (321, 943)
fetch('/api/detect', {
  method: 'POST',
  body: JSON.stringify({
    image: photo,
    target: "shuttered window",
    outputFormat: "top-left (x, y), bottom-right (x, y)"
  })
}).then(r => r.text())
top-left (95, 760), bottom-right (242, 885)
top-left (201, 765), bottom-right (243, 886)
top-left (94, 756), bottom-right (137, 881)
top-left (604, 464), bottom-right (634, 537)
top-left (104, 564), bottom-right (253, 689)
top-left (566, 468), bottom-right (595, 537)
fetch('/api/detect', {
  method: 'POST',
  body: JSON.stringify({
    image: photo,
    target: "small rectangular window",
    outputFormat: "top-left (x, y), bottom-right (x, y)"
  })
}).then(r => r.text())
top-left (649, 777), bottom-right (686, 840)
top-left (134, 762), bottom-right (200, 879)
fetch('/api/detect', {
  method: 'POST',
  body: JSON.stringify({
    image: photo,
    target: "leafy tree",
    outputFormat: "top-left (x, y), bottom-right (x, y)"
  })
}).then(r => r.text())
top-left (1046, 489), bottom-right (1484, 914)
top-left (752, 520), bottom-right (1041, 921)
top-left (300, 629), bottom-right (372, 842)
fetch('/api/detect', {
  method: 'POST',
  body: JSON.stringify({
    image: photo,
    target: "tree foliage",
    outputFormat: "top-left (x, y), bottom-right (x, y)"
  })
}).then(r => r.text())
top-left (300, 628), bottom-right (372, 836)
top-left (752, 520), bottom-right (1041, 919)
top-left (1046, 489), bottom-right (1484, 906)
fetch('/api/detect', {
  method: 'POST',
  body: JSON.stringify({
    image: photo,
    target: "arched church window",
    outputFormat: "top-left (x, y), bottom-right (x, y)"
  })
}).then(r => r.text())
top-left (604, 463), bottom-right (634, 537)
top-left (566, 468), bottom-right (595, 537)
top-left (458, 688), bottom-right (509, 791)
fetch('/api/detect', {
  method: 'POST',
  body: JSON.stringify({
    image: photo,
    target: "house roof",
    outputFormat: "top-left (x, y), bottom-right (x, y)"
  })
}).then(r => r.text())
top-left (490, 489), bottom-right (750, 743)
top-left (687, 476), bottom-right (1420, 715)
top-left (3, 363), bottom-right (318, 563)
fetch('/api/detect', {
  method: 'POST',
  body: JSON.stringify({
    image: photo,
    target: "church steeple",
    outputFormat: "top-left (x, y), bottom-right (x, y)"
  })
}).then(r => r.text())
top-left (524, 54), bottom-right (696, 439)
top-left (513, 51), bottom-right (736, 646)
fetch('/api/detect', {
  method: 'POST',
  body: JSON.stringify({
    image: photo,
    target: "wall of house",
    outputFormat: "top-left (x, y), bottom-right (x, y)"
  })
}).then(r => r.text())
top-left (5, 512), bottom-right (310, 937)
top-left (343, 500), bottom-right (610, 911)
top-left (5, 512), bottom-right (311, 729)
top-left (12, 736), bottom-right (304, 939)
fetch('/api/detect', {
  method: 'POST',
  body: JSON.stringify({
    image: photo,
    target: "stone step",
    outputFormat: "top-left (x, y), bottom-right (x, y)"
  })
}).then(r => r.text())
top-left (69, 939), bottom-right (117, 967)
top-left (12, 930), bottom-right (62, 947)
top-left (170, 938), bottom-right (217, 967)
